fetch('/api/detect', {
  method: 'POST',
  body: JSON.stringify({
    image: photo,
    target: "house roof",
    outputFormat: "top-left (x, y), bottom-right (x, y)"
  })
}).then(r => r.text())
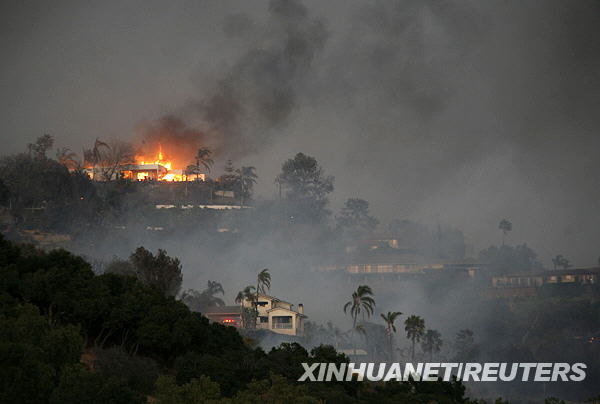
top-left (257, 293), bottom-right (292, 305)
top-left (202, 305), bottom-right (240, 315)
top-left (495, 267), bottom-right (600, 279)
top-left (121, 164), bottom-right (167, 171)
top-left (267, 306), bottom-right (307, 318)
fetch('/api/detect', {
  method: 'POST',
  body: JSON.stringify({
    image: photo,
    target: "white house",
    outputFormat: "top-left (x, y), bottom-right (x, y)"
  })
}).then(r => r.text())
top-left (242, 294), bottom-right (306, 336)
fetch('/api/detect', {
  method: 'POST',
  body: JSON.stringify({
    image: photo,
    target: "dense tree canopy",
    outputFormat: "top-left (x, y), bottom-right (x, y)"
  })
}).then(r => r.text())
top-left (276, 152), bottom-right (334, 223)
top-left (0, 235), bottom-right (484, 403)
top-left (129, 247), bottom-right (183, 297)
top-left (336, 198), bottom-right (379, 239)
top-left (478, 243), bottom-right (543, 275)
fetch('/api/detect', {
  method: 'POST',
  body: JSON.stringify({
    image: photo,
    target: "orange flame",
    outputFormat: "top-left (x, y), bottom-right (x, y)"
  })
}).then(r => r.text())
top-left (126, 143), bottom-right (192, 181)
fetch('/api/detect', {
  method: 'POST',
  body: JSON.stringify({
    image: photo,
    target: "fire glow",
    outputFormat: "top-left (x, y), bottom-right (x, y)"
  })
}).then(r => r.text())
top-left (123, 144), bottom-right (201, 182)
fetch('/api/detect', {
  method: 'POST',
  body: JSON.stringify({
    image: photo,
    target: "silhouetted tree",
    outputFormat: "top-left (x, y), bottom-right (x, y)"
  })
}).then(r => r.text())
top-left (235, 285), bottom-right (256, 329)
top-left (235, 166), bottom-right (258, 206)
top-left (55, 147), bottom-right (78, 170)
top-left (336, 198), bottom-right (378, 239)
top-left (344, 285), bottom-right (375, 354)
top-left (99, 140), bottom-right (135, 180)
top-left (479, 243), bottom-right (542, 275)
top-left (192, 147), bottom-right (214, 180)
top-left (28, 134), bottom-right (54, 159)
top-left (181, 281), bottom-right (225, 313)
top-left (83, 138), bottom-right (110, 179)
top-left (552, 254), bottom-right (571, 270)
top-left (405, 315), bottom-right (425, 361)
top-left (454, 329), bottom-right (479, 362)
top-left (499, 218), bottom-right (512, 246)
top-left (421, 329), bottom-right (443, 361)
top-left (381, 311), bottom-right (402, 362)
top-left (129, 247), bottom-right (183, 297)
top-left (276, 152), bottom-right (334, 223)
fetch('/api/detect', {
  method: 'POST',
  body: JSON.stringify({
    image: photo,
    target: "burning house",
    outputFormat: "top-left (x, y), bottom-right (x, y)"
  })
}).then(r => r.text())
top-left (84, 144), bottom-right (206, 182)
top-left (120, 163), bottom-right (167, 181)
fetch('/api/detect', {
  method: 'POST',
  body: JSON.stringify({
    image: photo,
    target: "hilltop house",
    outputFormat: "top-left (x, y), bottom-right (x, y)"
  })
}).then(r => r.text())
top-left (203, 293), bottom-right (307, 336)
top-left (243, 294), bottom-right (306, 336)
top-left (487, 267), bottom-right (600, 298)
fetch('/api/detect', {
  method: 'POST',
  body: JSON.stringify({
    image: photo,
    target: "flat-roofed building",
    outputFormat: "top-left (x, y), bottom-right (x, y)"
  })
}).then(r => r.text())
top-left (487, 267), bottom-right (600, 298)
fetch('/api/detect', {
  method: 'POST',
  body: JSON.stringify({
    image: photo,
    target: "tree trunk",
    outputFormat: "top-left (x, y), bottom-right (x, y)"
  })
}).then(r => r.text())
top-left (240, 177), bottom-right (244, 207)
top-left (100, 328), bottom-right (114, 348)
top-left (352, 316), bottom-right (357, 356)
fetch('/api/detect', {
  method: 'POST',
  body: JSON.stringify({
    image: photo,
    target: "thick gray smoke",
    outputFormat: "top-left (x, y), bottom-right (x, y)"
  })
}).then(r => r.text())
top-left (163, 0), bottom-right (329, 158)
top-left (3, 2), bottom-right (600, 400)
top-left (276, 0), bottom-right (600, 266)
top-left (2, 0), bottom-right (599, 264)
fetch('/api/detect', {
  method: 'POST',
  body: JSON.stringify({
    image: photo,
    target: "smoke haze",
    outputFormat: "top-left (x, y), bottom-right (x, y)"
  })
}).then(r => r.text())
top-left (1, 0), bottom-right (600, 266)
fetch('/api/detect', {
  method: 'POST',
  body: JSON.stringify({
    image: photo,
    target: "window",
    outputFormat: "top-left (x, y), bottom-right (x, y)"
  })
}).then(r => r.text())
top-left (257, 301), bottom-right (269, 307)
top-left (272, 316), bottom-right (293, 329)
top-left (582, 275), bottom-right (596, 284)
top-left (377, 265), bottom-right (393, 273)
top-left (260, 316), bottom-right (268, 323)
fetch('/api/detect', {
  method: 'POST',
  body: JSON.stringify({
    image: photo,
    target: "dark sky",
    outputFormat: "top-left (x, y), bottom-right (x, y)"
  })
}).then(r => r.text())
top-left (2, 0), bottom-right (600, 265)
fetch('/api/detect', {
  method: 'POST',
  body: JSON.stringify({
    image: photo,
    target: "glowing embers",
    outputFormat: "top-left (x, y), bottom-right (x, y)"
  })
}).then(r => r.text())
top-left (222, 318), bottom-right (237, 326)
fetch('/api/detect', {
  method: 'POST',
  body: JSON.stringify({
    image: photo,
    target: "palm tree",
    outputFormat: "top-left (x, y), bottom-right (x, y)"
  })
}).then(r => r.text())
top-left (235, 166), bottom-right (258, 207)
top-left (381, 311), bottom-right (402, 362)
top-left (552, 254), bottom-right (571, 270)
top-left (194, 147), bottom-right (214, 180)
top-left (454, 329), bottom-right (478, 362)
top-left (421, 329), bottom-right (443, 361)
top-left (180, 280), bottom-right (225, 313)
top-left (204, 280), bottom-right (225, 303)
top-left (83, 138), bottom-right (110, 179)
top-left (252, 268), bottom-right (271, 328)
top-left (235, 285), bottom-right (256, 329)
top-left (343, 285), bottom-right (375, 354)
top-left (344, 285), bottom-right (376, 326)
top-left (404, 315), bottom-right (425, 361)
top-left (256, 268), bottom-right (271, 295)
top-left (499, 219), bottom-right (512, 246)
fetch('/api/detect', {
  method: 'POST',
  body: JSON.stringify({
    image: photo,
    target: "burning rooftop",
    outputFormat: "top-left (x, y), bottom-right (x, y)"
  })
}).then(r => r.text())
top-left (85, 144), bottom-right (206, 182)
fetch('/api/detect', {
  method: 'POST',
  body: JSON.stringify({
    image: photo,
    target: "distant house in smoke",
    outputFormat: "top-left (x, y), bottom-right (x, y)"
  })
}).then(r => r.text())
top-left (317, 230), bottom-right (477, 278)
top-left (203, 293), bottom-right (307, 336)
top-left (214, 190), bottom-right (234, 199)
top-left (487, 267), bottom-right (600, 298)
top-left (316, 233), bottom-right (479, 278)
top-left (316, 256), bottom-right (479, 278)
